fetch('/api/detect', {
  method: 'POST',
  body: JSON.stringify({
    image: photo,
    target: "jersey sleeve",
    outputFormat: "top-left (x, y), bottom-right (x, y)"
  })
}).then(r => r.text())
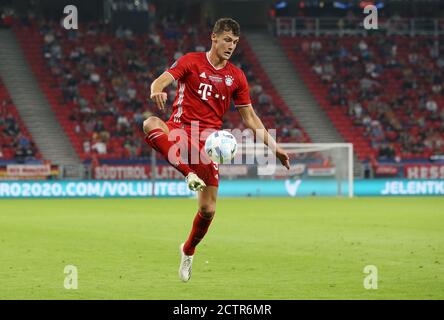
top-left (166, 54), bottom-right (192, 80)
top-left (233, 70), bottom-right (252, 107)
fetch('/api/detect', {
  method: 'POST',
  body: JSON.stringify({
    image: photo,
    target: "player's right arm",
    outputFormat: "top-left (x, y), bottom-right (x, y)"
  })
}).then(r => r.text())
top-left (150, 54), bottom-right (192, 110)
top-left (150, 72), bottom-right (175, 110)
top-left (238, 105), bottom-right (290, 170)
top-left (234, 69), bottom-right (290, 170)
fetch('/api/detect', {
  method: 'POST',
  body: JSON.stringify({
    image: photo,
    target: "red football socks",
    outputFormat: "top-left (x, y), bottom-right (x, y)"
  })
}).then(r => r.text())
top-left (145, 128), bottom-right (193, 177)
top-left (183, 211), bottom-right (214, 256)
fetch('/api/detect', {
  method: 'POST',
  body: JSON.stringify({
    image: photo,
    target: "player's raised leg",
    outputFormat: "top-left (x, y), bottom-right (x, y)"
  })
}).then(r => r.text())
top-left (143, 117), bottom-right (205, 191)
top-left (179, 186), bottom-right (217, 282)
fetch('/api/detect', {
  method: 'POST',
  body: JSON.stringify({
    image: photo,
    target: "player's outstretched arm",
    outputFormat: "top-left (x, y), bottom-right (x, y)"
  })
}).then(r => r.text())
top-left (150, 72), bottom-right (175, 111)
top-left (238, 105), bottom-right (290, 170)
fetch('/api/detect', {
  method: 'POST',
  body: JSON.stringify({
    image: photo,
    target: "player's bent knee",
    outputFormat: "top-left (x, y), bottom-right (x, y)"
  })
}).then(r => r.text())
top-left (199, 206), bottom-right (215, 219)
top-left (143, 117), bottom-right (160, 134)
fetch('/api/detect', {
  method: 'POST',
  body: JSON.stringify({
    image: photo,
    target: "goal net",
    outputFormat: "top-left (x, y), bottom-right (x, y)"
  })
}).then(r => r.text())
top-left (219, 143), bottom-right (354, 198)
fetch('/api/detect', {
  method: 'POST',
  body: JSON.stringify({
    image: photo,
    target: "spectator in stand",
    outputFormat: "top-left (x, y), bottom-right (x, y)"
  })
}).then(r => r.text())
top-left (194, 43), bottom-right (206, 52)
top-left (310, 40), bottom-right (322, 52)
top-left (90, 71), bottom-right (100, 84)
top-left (277, 125), bottom-right (288, 138)
top-left (25, 142), bottom-right (37, 159)
top-left (117, 113), bottom-right (129, 128)
top-left (258, 91), bottom-right (272, 105)
top-left (432, 82), bottom-right (442, 95)
top-left (426, 98), bottom-right (438, 114)
top-left (249, 80), bottom-right (263, 97)
top-left (83, 140), bottom-right (91, 154)
top-left (360, 77), bottom-right (379, 92)
top-left (358, 39), bottom-right (369, 55)
top-left (124, 139), bottom-right (139, 158)
top-left (290, 127), bottom-right (303, 140)
top-left (79, 97), bottom-right (91, 114)
top-left (83, 116), bottom-right (96, 134)
top-left (370, 120), bottom-right (385, 143)
top-left (91, 138), bottom-right (107, 155)
top-left (149, 31), bottom-right (161, 45)
top-left (378, 143), bottom-right (395, 160)
top-left (312, 61), bottom-right (322, 76)
top-left (127, 85), bottom-right (137, 101)
top-left (4, 115), bottom-right (19, 137)
top-left (351, 101), bottom-right (363, 119)
top-left (174, 49), bottom-right (183, 60)
top-left (133, 110), bottom-right (145, 126)
top-left (17, 133), bottom-right (30, 148)
top-left (14, 146), bottom-right (25, 163)
top-left (321, 59), bottom-right (334, 82)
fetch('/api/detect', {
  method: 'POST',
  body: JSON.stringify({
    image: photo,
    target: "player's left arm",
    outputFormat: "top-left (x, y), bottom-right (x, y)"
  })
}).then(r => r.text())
top-left (238, 104), bottom-right (290, 170)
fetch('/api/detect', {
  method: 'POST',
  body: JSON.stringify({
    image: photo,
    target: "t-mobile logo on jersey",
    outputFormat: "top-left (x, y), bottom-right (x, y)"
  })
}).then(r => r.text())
top-left (198, 83), bottom-right (213, 101)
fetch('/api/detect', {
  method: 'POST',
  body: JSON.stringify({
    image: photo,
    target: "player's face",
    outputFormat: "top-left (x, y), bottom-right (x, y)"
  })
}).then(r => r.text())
top-left (212, 31), bottom-right (239, 61)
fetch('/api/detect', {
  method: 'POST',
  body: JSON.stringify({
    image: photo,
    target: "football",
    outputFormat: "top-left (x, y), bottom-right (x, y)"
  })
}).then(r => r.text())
top-left (204, 130), bottom-right (238, 164)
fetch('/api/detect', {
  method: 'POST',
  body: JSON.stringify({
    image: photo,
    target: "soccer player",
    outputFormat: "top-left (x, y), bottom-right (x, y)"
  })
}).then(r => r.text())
top-left (143, 18), bottom-right (290, 282)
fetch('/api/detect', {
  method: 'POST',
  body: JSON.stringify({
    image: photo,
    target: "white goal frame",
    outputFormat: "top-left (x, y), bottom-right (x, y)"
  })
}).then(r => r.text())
top-left (241, 142), bottom-right (354, 198)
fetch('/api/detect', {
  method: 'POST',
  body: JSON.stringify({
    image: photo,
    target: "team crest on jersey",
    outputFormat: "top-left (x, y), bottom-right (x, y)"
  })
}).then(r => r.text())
top-left (224, 75), bottom-right (234, 86)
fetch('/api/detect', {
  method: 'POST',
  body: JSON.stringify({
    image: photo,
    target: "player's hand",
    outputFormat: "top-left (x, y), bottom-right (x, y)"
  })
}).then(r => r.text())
top-left (276, 147), bottom-right (290, 170)
top-left (150, 92), bottom-right (168, 111)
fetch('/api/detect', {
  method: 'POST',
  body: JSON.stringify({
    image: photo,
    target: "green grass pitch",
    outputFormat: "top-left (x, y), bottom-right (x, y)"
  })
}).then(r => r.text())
top-left (0, 197), bottom-right (443, 300)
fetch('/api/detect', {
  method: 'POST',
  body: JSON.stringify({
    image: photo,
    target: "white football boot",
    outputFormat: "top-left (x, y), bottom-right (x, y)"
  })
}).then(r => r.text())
top-left (185, 173), bottom-right (206, 192)
top-left (179, 243), bottom-right (194, 282)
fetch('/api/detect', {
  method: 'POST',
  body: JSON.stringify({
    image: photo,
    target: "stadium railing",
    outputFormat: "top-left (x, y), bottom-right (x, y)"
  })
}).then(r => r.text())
top-left (275, 17), bottom-right (444, 37)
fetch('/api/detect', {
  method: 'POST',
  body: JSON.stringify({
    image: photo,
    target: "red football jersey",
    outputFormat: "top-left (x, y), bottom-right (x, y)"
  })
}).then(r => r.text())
top-left (165, 52), bottom-right (251, 130)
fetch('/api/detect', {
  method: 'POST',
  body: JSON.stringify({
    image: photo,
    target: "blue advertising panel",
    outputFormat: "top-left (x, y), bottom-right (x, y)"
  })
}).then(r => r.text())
top-left (0, 179), bottom-right (443, 198)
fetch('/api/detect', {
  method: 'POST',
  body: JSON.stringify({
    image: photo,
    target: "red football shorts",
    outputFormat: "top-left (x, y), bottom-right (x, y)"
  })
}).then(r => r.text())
top-left (146, 121), bottom-right (219, 187)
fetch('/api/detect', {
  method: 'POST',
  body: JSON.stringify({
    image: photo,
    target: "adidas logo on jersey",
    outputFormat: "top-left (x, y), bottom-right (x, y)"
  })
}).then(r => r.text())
top-left (199, 72), bottom-right (207, 78)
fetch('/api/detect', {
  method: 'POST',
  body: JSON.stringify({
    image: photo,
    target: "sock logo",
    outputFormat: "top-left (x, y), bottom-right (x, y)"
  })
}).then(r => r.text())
top-left (285, 180), bottom-right (302, 197)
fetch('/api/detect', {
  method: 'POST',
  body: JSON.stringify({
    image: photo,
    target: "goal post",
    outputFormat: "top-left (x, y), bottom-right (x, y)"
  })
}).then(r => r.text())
top-left (279, 143), bottom-right (354, 198)
top-left (221, 142), bottom-right (354, 198)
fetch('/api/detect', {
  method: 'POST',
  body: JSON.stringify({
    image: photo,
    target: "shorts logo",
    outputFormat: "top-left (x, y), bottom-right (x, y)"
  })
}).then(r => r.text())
top-left (225, 75), bottom-right (234, 86)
